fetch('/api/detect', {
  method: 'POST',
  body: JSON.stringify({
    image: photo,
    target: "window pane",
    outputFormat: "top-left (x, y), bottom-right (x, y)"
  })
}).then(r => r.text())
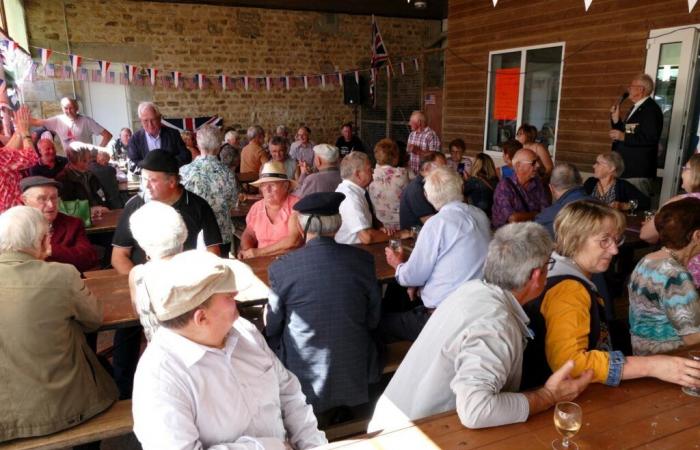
top-left (653, 42), bottom-right (680, 169)
top-left (486, 52), bottom-right (521, 151)
top-left (522, 46), bottom-right (563, 156)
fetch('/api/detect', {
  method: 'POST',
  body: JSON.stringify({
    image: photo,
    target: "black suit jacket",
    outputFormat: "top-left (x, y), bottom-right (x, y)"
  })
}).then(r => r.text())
top-left (127, 126), bottom-right (191, 167)
top-left (611, 97), bottom-right (664, 178)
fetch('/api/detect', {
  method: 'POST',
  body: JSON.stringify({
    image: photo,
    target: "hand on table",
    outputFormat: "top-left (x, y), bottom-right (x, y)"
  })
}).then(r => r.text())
top-left (384, 246), bottom-right (405, 269)
top-left (238, 248), bottom-right (257, 259)
top-left (648, 355), bottom-right (700, 388)
top-left (542, 360), bottom-right (593, 404)
top-left (90, 206), bottom-right (109, 220)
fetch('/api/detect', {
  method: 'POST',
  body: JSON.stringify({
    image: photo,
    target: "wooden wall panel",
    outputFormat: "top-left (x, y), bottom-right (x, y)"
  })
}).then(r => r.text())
top-left (445, 0), bottom-right (700, 164)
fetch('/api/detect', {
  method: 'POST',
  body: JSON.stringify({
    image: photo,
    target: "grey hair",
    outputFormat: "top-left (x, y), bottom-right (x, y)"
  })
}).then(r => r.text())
top-left (137, 101), bottom-right (161, 118)
top-left (297, 213), bottom-right (342, 236)
top-left (60, 97), bottom-right (78, 108)
top-left (247, 125), bottom-right (264, 140)
top-left (196, 125), bottom-right (222, 156)
top-left (0, 206), bottom-right (49, 254)
top-left (599, 152), bottom-right (625, 177)
top-left (276, 125), bottom-right (288, 135)
top-left (633, 73), bottom-right (655, 96)
top-left (340, 151), bottom-right (370, 180)
top-left (424, 166), bottom-right (464, 210)
top-left (67, 147), bottom-right (92, 164)
top-left (483, 222), bottom-right (553, 291)
top-left (410, 110), bottom-right (426, 126)
top-left (129, 201), bottom-right (188, 260)
top-left (224, 130), bottom-right (238, 142)
top-left (549, 162), bottom-right (582, 192)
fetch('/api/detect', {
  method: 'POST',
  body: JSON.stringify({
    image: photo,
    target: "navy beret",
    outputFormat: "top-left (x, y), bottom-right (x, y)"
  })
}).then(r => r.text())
top-left (293, 192), bottom-right (345, 216)
top-left (139, 149), bottom-right (179, 174)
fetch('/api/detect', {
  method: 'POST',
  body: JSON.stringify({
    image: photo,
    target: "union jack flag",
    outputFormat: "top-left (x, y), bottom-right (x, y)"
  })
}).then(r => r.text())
top-left (369, 15), bottom-right (389, 107)
top-left (162, 115), bottom-right (222, 132)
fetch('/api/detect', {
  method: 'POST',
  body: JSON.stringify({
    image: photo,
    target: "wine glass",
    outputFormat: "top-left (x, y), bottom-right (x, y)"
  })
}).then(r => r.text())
top-left (682, 351), bottom-right (700, 397)
top-left (388, 239), bottom-right (402, 252)
top-left (628, 199), bottom-right (638, 215)
top-left (552, 401), bottom-right (582, 450)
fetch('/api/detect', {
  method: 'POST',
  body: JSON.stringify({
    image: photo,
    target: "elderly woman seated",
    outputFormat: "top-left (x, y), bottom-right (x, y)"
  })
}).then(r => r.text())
top-left (239, 161), bottom-right (302, 259)
top-left (368, 138), bottom-right (409, 230)
top-left (521, 200), bottom-right (700, 392)
top-left (583, 152), bottom-right (650, 212)
top-left (0, 206), bottom-right (118, 443)
top-left (629, 197), bottom-right (700, 355)
top-left (56, 146), bottom-right (111, 218)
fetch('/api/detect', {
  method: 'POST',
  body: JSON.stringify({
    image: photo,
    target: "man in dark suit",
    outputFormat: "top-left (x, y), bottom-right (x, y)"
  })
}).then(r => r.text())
top-left (265, 192), bottom-right (382, 426)
top-left (127, 101), bottom-right (190, 168)
top-left (609, 73), bottom-right (663, 196)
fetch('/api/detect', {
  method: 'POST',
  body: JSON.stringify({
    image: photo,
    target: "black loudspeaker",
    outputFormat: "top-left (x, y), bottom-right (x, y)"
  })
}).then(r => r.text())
top-left (343, 73), bottom-right (363, 105)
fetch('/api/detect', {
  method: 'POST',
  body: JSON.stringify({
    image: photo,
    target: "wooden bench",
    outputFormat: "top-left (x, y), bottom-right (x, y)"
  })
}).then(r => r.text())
top-left (0, 401), bottom-right (133, 450)
top-left (325, 340), bottom-right (412, 442)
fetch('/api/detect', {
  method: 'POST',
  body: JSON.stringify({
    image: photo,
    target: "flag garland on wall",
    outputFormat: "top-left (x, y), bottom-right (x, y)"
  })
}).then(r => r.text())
top-left (23, 43), bottom-right (422, 94)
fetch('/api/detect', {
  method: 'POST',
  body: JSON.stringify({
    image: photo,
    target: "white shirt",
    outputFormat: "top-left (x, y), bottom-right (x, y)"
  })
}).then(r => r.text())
top-left (145, 131), bottom-right (162, 151)
top-left (43, 114), bottom-right (105, 149)
top-left (395, 202), bottom-right (491, 307)
top-left (369, 280), bottom-right (531, 432)
top-left (133, 318), bottom-right (326, 450)
top-left (627, 95), bottom-right (649, 120)
top-left (335, 179), bottom-right (372, 245)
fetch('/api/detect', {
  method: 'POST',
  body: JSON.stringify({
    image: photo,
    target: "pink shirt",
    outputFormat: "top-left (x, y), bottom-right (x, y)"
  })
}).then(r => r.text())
top-left (246, 195), bottom-right (299, 248)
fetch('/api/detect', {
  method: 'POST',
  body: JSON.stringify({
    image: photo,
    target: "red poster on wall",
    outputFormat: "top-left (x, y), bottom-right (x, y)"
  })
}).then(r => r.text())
top-left (494, 67), bottom-right (520, 120)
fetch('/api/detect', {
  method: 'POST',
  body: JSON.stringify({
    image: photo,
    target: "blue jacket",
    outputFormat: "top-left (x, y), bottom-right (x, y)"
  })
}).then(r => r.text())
top-left (535, 186), bottom-right (590, 237)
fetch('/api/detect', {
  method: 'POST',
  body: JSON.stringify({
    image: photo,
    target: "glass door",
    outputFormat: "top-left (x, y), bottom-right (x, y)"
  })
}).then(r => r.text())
top-left (645, 27), bottom-right (699, 202)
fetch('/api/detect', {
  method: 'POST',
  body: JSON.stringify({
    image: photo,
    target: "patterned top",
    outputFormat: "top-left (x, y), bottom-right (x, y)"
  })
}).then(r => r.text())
top-left (368, 165), bottom-right (409, 228)
top-left (407, 127), bottom-right (440, 175)
top-left (629, 256), bottom-right (700, 356)
top-left (179, 155), bottom-right (238, 245)
top-left (590, 181), bottom-right (617, 205)
top-left (491, 173), bottom-right (550, 229)
top-left (681, 192), bottom-right (700, 287)
top-left (0, 143), bottom-right (39, 213)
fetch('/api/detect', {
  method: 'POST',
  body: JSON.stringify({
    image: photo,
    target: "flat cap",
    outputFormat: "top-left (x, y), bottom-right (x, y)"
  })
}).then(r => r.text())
top-left (20, 176), bottom-right (62, 192)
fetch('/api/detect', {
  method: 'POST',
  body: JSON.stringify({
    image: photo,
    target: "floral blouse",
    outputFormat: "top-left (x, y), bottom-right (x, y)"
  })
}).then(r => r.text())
top-left (368, 165), bottom-right (409, 229)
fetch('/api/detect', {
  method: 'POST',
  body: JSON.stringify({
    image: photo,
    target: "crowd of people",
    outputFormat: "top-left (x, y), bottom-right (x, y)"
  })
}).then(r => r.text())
top-left (1, 73), bottom-right (700, 449)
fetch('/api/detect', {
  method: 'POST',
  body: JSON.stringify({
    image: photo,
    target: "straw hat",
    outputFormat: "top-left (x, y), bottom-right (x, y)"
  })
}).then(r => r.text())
top-left (250, 161), bottom-right (297, 188)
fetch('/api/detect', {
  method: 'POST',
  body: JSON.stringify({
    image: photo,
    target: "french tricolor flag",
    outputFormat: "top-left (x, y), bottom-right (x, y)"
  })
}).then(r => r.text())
top-left (171, 71), bottom-right (181, 88)
top-left (196, 73), bottom-right (205, 90)
top-left (220, 74), bottom-right (228, 91)
top-left (98, 60), bottom-right (111, 79)
top-left (147, 68), bottom-right (157, 86)
top-left (40, 48), bottom-right (52, 66)
top-left (124, 64), bottom-right (137, 82)
top-left (69, 54), bottom-right (82, 73)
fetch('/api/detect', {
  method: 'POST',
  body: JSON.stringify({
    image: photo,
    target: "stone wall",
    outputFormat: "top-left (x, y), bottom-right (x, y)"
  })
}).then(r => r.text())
top-left (24, 0), bottom-right (440, 145)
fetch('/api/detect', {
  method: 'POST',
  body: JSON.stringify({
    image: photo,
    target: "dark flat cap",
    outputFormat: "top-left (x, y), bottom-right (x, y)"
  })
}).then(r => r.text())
top-left (293, 192), bottom-right (345, 216)
top-left (20, 176), bottom-right (62, 192)
top-left (139, 149), bottom-right (179, 174)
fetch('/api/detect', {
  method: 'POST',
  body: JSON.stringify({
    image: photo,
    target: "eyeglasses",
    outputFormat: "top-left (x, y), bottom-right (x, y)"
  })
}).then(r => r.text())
top-left (547, 257), bottom-right (555, 271)
top-left (597, 235), bottom-right (625, 249)
top-left (520, 159), bottom-right (539, 167)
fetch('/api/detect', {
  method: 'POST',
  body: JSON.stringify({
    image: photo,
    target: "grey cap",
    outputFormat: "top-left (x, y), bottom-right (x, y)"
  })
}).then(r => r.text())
top-left (20, 176), bottom-right (62, 192)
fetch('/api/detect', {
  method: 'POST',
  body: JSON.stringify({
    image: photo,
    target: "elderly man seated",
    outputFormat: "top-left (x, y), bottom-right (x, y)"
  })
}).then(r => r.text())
top-left (335, 151), bottom-right (409, 245)
top-left (132, 250), bottom-right (327, 449)
top-left (20, 176), bottom-right (99, 272)
top-left (0, 206), bottom-right (118, 443)
top-left (535, 162), bottom-right (590, 237)
top-left (383, 167), bottom-right (491, 341)
top-left (89, 149), bottom-right (123, 209)
top-left (399, 152), bottom-right (447, 229)
top-left (29, 138), bottom-right (68, 178)
top-left (492, 148), bottom-right (550, 229)
top-left (368, 223), bottom-right (593, 432)
top-left (266, 192), bottom-right (382, 425)
top-left (56, 146), bottom-right (111, 219)
top-left (240, 125), bottom-right (269, 173)
top-left (239, 161), bottom-right (302, 259)
top-left (295, 144), bottom-right (342, 197)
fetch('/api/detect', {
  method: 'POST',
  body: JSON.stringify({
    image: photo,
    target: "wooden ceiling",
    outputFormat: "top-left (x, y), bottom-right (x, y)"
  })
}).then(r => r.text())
top-left (136, 0), bottom-right (447, 20)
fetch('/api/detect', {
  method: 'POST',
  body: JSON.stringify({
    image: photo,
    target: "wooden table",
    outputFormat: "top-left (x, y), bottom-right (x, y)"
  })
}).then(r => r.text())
top-left (230, 201), bottom-right (252, 219)
top-left (319, 368), bottom-right (700, 449)
top-left (91, 239), bottom-right (407, 329)
top-left (86, 208), bottom-right (123, 235)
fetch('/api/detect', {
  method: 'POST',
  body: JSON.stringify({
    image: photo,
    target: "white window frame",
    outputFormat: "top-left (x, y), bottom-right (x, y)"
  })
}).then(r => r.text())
top-left (483, 42), bottom-right (566, 161)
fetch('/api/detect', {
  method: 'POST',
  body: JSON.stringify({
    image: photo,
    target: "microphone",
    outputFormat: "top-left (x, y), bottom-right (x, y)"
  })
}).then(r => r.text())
top-left (618, 91), bottom-right (629, 105)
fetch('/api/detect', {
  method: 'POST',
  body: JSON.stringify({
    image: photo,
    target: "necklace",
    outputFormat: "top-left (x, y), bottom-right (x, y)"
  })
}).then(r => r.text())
top-left (663, 247), bottom-right (681, 263)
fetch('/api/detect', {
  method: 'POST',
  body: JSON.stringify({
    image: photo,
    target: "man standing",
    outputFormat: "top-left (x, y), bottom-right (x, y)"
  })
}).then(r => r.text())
top-left (335, 122), bottom-right (366, 158)
top-left (369, 223), bottom-right (593, 432)
top-left (179, 125), bottom-right (238, 256)
top-left (127, 102), bottom-right (190, 168)
top-left (290, 126), bottom-right (315, 169)
top-left (295, 144), bottom-right (342, 197)
top-left (266, 192), bottom-right (381, 424)
top-left (492, 148), bottom-right (550, 229)
top-left (29, 138), bottom-right (68, 178)
top-left (406, 110), bottom-right (441, 175)
top-left (383, 167), bottom-right (491, 341)
top-left (20, 176), bottom-right (98, 273)
top-left (609, 73), bottom-right (663, 196)
top-left (110, 149), bottom-right (222, 399)
top-left (240, 125), bottom-right (269, 173)
top-left (535, 163), bottom-right (590, 237)
top-left (32, 97), bottom-right (112, 149)
top-left (399, 152), bottom-right (446, 230)
top-left (132, 250), bottom-right (327, 449)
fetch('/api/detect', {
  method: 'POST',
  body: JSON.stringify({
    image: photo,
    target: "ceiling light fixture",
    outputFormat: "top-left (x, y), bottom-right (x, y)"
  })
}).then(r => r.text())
top-left (407, 0), bottom-right (428, 9)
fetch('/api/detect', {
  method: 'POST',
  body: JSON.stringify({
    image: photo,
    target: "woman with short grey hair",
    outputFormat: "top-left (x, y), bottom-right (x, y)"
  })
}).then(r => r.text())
top-left (583, 152), bottom-right (650, 211)
top-left (196, 125), bottom-right (222, 156)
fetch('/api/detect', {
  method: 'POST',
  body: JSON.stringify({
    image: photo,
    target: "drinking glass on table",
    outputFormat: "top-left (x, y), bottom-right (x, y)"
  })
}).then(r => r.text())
top-left (552, 401), bottom-right (582, 450)
top-left (410, 225), bottom-right (421, 238)
top-left (628, 199), bottom-right (638, 215)
top-left (682, 351), bottom-right (700, 397)
top-left (388, 239), bottom-right (402, 253)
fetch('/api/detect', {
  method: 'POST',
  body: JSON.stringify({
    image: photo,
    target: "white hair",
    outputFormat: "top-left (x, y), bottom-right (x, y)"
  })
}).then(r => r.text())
top-left (424, 166), bottom-right (464, 210)
top-left (224, 130), bottom-right (238, 142)
top-left (196, 125), bottom-right (222, 156)
top-left (340, 151), bottom-right (369, 180)
top-left (129, 202), bottom-right (188, 260)
top-left (247, 125), bottom-right (264, 140)
top-left (297, 213), bottom-right (342, 236)
top-left (137, 101), bottom-right (161, 118)
top-left (0, 206), bottom-right (49, 254)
